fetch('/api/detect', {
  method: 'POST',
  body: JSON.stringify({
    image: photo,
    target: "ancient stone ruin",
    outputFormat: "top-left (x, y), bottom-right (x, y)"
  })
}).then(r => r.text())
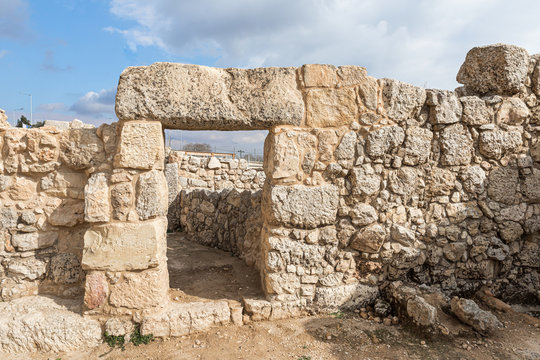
top-left (0, 43), bottom-right (539, 352)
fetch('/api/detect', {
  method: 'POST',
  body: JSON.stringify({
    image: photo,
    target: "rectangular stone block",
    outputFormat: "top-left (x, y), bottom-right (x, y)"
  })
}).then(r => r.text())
top-left (114, 121), bottom-right (164, 170)
top-left (263, 184), bottom-right (338, 229)
top-left (84, 172), bottom-right (110, 222)
top-left (81, 217), bottom-right (166, 271)
top-left (115, 63), bottom-right (304, 130)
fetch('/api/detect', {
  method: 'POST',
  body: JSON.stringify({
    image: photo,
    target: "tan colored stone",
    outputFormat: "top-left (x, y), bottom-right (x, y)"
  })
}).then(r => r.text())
top-left (0, 108), bottom-right (9, 128)
top-left (264, 131), bottom-right (300, 180)
top-left (440, 124), bottom-right (473, 166)
top-left (109, 263), bottom-right (169, 309)
top-left (301, 64), bottom-right (337, 87)
top-left (350, 224), bottom-right (386, 253)
top-left (460, 96), bottom-right (493, 125)
top-left (478, 128), bottom-right (522, 160)
top-left (114, 121), bottom-right (165, 170)
top-left (404, 126), bottom-right (432, 165)
top-left (427, 167), bottom-right (455, 196)
top-left (111, 182), bottom-right (133, 220)
top-left (426, 90), bottom-right (462, 125)
top-left (11, 231), bottom-right (57, 252)
top-left (136, 170), bottom-right (168, 220)
top-left (59, 128), bottom-right (104, 170)
top-left (49, 199), bottom-right (85, 227)
top-left (116, 63), bottom-right (303, 130)
top-left (381, 79), bottom-right (426, 122)
top-left (84, 272), bottom-right (108, 310)
top-left (84, 172), bottom-right (110, 222)
top-left (457, 44), bottom-right (529, 95)
top-left (496, 97), bottom-right (530, 125)
top-left (305, 88), bottom-right (358, 128)
top-left (366, 125), bottom-right (405, 158)
top-left (81, 217), bottom-right (166, 271)
top-left (8, 177), bottom-right (36, 200)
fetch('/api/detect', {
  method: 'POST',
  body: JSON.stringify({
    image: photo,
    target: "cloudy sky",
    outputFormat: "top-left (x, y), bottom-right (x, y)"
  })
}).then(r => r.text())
top-left (1, 0), bottom-right (540, 154)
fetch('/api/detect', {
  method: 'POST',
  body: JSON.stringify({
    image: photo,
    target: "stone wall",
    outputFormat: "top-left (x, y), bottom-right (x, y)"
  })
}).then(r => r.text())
top-left (165, 150), bottom-right (264, 267)
top-left (117, 44), bottom-right (540, 310)
top-left (0, 117), bottom-right (170, 317)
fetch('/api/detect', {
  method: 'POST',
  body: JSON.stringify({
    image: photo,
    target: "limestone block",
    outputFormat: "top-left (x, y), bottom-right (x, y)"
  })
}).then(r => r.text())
top-left (0, 207), bottom-right (18, 229)
top-left (403, 126), bottom-right (432, 165)
top-left (7, 177), bottom-right (36, 201)
top-left (349, 203), bottom-right (378, 226)
top-left (426, 90), bottom-right (462, 125)
top-left (111, 182), bottom-right (133, 221)
top-left (84, 172), bottom-right (110, 222)
top-left (116, 63), bottom-right (303, 130)
top-left (350, 165), bottom-right (381, 196)
top-left (114, 122), bottom-right (165, 170)
top-left (350, 224), bottom-right (386, 253)
top-left (381, 79), bottom-right (426, 122)
top-left (496, 97), bottom-right (530, 125)
top-left (7, 258), bottom-right (47, 281)
top-left (0, 108), bottom-right (9, 128)
top-left (109, 264), bottom-right (169, 309)
top-left (478, 128), bottom-right (522, 159)
top-left (141, 300), bottom-right (230, 337)
top-left (533, 60), bottom-right (540, 96)
top-left (427, 167), bottom-right (455, 197)
top-left (460, 165), bottom-right (486, 194)
top-left (440, 124), bottom-right (473, 166)
top-left (390, 224), bottom-right (415, 246)
top-left (305, 87), bottom-right (358, 128)
top-left (136, 170), bottom-right (168, 220)
top-left (314, 283), bottom-right (379, 311)
top-left (59, 128), bottom-right (104, 170)
top-left (460, 96), bottom-right (493, 125)
top-left (96, 122), bottom-right (118, 156)
top-left (366, 125), bottom-right (405, 158)
top-left (264, 131), bottom-right (300, 180)
top-left (443, 242), bottom-right (467, 262)
top-left (207, 156), bottom-right (221, 169)
top-left (487, 167), bottom-right (519, 205)
top-left (388, 167), bottom-right (418, 197)
top-left (301, 64), bottom-right (337, 87)
top-left (11, 231), bottom-right (57, 251)
top-left (317, 129), bottom-right (339, 162)
top-left (0, 296), bottom-right (102, 353)
top-left (84, 272), bottom-right (109, 310)
top-left (49, 199), bottom-right (85, 227)
top-left (82, 217), bottom-right (166, 271)
top-left (264, 184), bottom-right (338, 229)
top-left (450, 297), bottom-right (502, 334)
top-left (457, 44), bottom-right (529, 95)
top-left (334, 131), bottom-right (357, 160)
top-left (522, 168), bottom-right (540, 202)
top-left (105, 318), bottom-right (135, 342)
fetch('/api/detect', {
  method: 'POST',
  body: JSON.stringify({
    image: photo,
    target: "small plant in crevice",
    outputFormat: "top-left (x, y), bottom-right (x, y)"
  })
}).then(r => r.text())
top-left (104, 332), bottom-right (125, 350)
top-left (331, 310), bottom-right (345, 319)
top-left (130, 325), bottom-right (154, 346)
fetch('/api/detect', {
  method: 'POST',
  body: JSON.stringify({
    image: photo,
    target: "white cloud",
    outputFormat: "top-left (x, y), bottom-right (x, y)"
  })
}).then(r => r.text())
top-left (70, 88), bottom-right (116, 117)
top-left (0, 0), bottom-right (30, 40)
top-left (108, 0), bottom-right (540, 89)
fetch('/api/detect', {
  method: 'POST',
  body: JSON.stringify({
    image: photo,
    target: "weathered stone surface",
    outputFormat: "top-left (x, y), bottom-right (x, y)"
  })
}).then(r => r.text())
top-left (443, 242), bottom-right (467, 262)
top-left (59, 128), bottom-right (104, 170)
top-left (426, 90), bottom-right (462, 125)
top-left (48, 253), bottom-right (82, 284)
top-left (136, 170), bottom-right (168, 220)
top-left (0, 207), bottom-right (18, 229)
top-left (522, 168), bottom-right (540, 202)
top-left (0, 108), bottom-right (9, 128)
top-left (82, 217), bottom-right (166, 271)
top-left (440, 124), bottom-right (473, 165)
top-left (335, 131), bottom-right (357, 160)
top-left (116, 63), bottom-right (303, 130)
top-left (496, 98), bottom-right (529, 125)
top-left (84, 172), bottom-right (110, 222)
top-left (305, 87), bottom-right (358, 128)
top-left (407, 295), bottom-right (437, 327)
top-left (114, 122), bottom-right (165, 170)
top-left (109, 264), bottom-right (169, 309)
top-left (390, 224), bottom-right (415, 246)
top-left (450, 297), bottom-right (502, 334)
top-left (350, 224), bottom-right (386, 253)
top-left (533, 59), bottom-right (540, 96)
top-left (49, 199), bottom-right (85, 227)
top-left (366, 125), bottom-right (405, 158)
top-left (350, 165), bottom-right (381, 196)
top-left (349, 203), bottom-right (378, 226)
top-left (301, 64), bottom-right (337, 87)
top-left (7, 258), bottom-right (47, 281)
top-left (0, 296), bottom-right (102, 352)
top-left (460, 96), bottom-right (493, 125)
top-left (457, 44), bottom-right (529, 95)
top-left (427, 167), bottom-right (455, 196)
top-left (478, 128), bottom-right (522, 159)
top-left (84, 272), bottom-right (108, 310)
top-left (265, 184), bottom-right (338, 229)
top-left (111, 182), bottom-right (133, 221)
top-left (141, 300), bottom-right (230, 337)
top-left (460, 165), bottom-right (486, 194)
top-left (487, 167), bottom-right (519, 205)
top-left (404, 127), bottom-right (432, 165)
top-left (264, 131), bottom-right (300, 179)
top-left (314, 283), bottom-right (379, 311)
top-left (381, 79), bottom-right (426, 122)
top-left (11, 231), bottom-right (57, 252)
top-left (388, 167), bottom-right (418, 197)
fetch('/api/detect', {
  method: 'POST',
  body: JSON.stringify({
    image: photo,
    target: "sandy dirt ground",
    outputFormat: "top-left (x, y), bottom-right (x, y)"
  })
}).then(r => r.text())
top-left (8, 234), bottom-right (540, 360)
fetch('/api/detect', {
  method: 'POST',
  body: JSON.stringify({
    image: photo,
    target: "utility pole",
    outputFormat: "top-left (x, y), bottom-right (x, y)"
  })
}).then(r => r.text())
top-left (237, 150), bottom-right (245, 159)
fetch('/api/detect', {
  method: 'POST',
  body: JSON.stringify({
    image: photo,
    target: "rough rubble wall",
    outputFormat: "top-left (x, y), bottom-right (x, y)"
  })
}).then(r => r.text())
top-left (0, 118), bottom-right (170, 317)
top-left (116, 44), bottom-right (540, 310)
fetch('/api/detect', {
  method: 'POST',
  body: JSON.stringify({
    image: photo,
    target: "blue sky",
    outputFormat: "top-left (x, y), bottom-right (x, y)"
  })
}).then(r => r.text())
top-left (1, 0), bottom-right (540, 154)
